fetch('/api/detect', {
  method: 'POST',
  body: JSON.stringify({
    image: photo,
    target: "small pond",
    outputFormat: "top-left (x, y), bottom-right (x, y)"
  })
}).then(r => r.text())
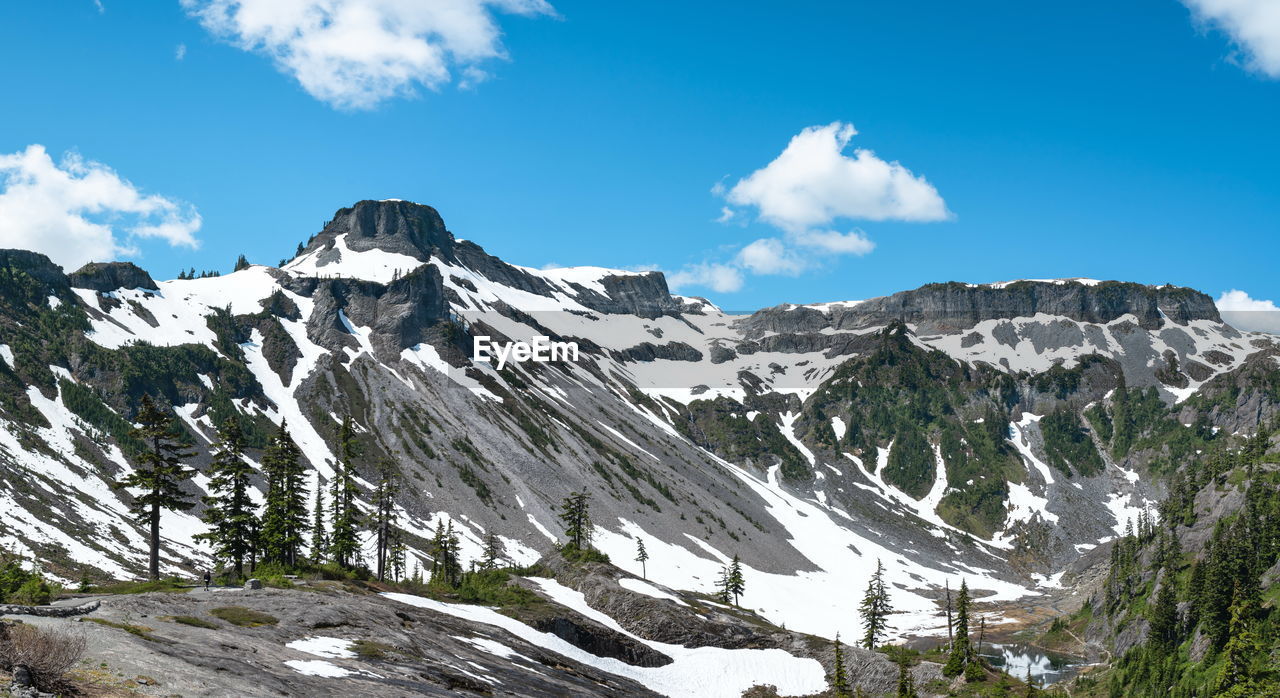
top-left (977, 642), bottom-right (1091, 686)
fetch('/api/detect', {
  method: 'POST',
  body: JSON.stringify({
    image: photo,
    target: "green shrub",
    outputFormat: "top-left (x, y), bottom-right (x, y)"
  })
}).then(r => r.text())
top-left (90, 577), bottom-right (189, 595)
top-left (559, 545), bottom-right (611, 564)
top-left (0, 549), bottom-right (57, 605)
top-left (79, 617), bottom-right (162, 642)
top-left (9, 577), bottom-right (52, 605)
top-left (454, 569), bottom-right (539, 607)
top-left (167, 615), bottom-right (219, 629)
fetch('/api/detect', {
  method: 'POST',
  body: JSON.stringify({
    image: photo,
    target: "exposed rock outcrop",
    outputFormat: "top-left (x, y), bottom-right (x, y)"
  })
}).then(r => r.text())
top-left (68, 262), bottom-right (158, 292)
top-left (743, 280), bottom-right (1222, 336)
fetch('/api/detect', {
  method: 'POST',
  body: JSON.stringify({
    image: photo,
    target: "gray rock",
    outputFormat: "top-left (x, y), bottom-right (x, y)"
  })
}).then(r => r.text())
top-left (68, 261), bottom-right (158, 292)
top-left (244, 578), bottom-right (262, 590)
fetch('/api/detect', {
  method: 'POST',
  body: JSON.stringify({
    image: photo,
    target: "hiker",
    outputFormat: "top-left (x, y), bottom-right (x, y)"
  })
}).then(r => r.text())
top-left (203, 570), bottom-right (211, 591)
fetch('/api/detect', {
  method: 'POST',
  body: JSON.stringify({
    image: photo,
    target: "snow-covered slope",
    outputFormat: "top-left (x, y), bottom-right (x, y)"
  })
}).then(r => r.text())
top-left (0, 200), bottom-right (1276, 666)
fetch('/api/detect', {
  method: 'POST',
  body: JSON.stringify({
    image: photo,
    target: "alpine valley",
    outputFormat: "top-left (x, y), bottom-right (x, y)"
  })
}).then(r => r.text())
top-left (2, 199), bottom-right (1279, 697)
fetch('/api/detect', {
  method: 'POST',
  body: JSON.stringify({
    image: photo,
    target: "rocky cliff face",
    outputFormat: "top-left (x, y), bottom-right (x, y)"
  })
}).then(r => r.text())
top-left (743, 280), bottom-right (1222, 336)
top-left (67, 262), bottom-right (158, 293)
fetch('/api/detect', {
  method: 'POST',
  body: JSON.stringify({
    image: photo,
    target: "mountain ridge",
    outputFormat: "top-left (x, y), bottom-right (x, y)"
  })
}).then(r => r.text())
top-left (1, 199), bottom-right (1278, 697)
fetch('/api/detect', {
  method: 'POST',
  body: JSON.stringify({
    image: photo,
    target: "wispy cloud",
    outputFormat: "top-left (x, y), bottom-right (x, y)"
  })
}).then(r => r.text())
top-left (667, 262), bottom-right (744, 294)
top-left (175, 43), bottom-right (187, 60)
top-left (1183, 0), bottom-right (1280, 77)
top-left (181, 0), bottom-right (556, 110)
top-left (0, 145), bottom-right (201, 271)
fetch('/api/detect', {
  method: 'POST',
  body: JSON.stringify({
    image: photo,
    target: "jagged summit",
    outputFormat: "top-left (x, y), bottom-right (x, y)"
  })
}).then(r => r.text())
top-left (283, 200), bottom-right (681, 317)
top-left (304, 199), bottom-right (454, 263)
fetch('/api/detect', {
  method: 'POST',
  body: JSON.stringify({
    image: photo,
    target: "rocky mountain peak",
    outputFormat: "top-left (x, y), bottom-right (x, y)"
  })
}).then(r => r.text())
top-left (68, 261), bottom-right (159, 292)
top-left (306, 199), bottom-right (454, 262)
top-left (0, 248), bottom-right (71, 288)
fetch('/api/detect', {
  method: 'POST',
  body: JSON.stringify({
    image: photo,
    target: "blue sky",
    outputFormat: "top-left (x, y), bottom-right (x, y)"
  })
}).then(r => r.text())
top-left (1, 1), bottom-right (1278, 314)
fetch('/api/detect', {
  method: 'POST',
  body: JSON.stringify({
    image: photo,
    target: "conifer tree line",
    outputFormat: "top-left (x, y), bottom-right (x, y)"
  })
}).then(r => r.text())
top-left (1086, 420), bottom-right (1280, 696)
top-left (116, 393), bottom-right (418, 583)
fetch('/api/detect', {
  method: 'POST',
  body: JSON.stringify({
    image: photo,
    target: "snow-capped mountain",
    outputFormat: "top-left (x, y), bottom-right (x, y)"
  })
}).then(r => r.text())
top-left (1, 199), bottom-right (1277, 649)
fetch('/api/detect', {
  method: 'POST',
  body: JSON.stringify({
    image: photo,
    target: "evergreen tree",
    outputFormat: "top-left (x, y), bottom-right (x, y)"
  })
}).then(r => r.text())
top-left (1214, 589), bottom-right (1258, 695)
top-left (831, 633), bottom-right (852, 698)
top-left (724, 554), bottom-right (746, 606)
top-left (372, 459), bottom-right (400, 581)
top-left (635, 538), bottom-right (649, 579)
top-left (429, 520), bottom-right (463, 587)
top-left (197, 416), bottom-right (257, 579)
top-left (118, 394), bottom-right (196, 580)
top-left (945, 579), bottom-right (954, 645)
top-left (389, 528), bottom-right (407, 581)
top-left (896, 656), bottom-right (917, 698)
top-left (480, 532), bottom-right (503, 571)
top-left (259, 421), bottom-right (310, 567)
top-left (859, 559), bottom-right (893, 649)
top-left (943, 579), bottom-right (972, 677)
top-left (328, 415), bottom-right (362, 569)
top-left (310, 480), bottom-right (328, 562)
top-left (559, 490), bottom-right (592, 550)
top-left (714, 565), bottom-right (731, 604)
top-left (1148, 578), bottom-right (1179, 652)
top-left (234, 254), bottom-right (250, 271)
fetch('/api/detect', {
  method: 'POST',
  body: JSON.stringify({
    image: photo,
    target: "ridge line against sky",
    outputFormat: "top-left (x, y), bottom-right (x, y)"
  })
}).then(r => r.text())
top-left (0, 1), bottom-right (1278, 329)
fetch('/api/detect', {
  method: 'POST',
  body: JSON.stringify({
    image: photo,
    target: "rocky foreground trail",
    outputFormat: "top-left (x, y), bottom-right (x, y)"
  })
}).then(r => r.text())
top-left (1, 559), bottom-right (949, 697)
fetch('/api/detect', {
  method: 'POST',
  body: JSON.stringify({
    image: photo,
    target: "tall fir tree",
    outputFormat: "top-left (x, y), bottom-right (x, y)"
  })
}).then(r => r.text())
top-left (372, 459), bottom-right (400, 581)
top-left (118, 394), bottom-right (196, 581)
top-left (559, 491), bottom-right (592, 550)
top-left (197, 416), bottom-right (257, 578)
top-left (859, 559), bottom-right (893, 649)
top-left (635, 538), bottom-right (649, 579)
top-left (259, 421), bottom-right (310, 568)
top-left (831, 633), bottom-right (852, 698)
top-left (480, 532), bottom-right (503, 571)
top-left (714, 565), bottom-right (731, 604)
top-left (724, 554), bottom-right (746, 606)
top-left (943, 579), bottom-right (972, 677)
top-left (1214, 588), bottom-right (1259, 695)
top-left (429, 520), bottom-right (463, 587)
top-left (310, 478), bottom-right (328, 563)
top-left (388, 527), bottom-right (407, 582)
top-left (1148, 578), bottom-right (1179, 652)
top-left (944, 580), bottom-right (954, 644)
top-left (328, 415), bottom-right (362, 569)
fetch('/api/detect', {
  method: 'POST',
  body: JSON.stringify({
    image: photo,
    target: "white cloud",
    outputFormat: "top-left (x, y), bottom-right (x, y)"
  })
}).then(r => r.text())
top-left (736, 238), bottom-right (805, 276)
top-left (0, 145), bottom-right (201, 271)
top-left (790, 228), bottom-right (875, 256)
top-left (175, 43), bottom-right (187, 60)
top-left (182, 0), bottom-right (555, 110)
top-left (93, 0), bottom-right (104, 13)
top-left (667, 262), bottom-right (744, 294)
top-left (1184, 0), bottom-right (1280, 77)
top-left (723, 122), bottom-right (949, 232)
top-left (1217, 289), bottom-right (1280, 334)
